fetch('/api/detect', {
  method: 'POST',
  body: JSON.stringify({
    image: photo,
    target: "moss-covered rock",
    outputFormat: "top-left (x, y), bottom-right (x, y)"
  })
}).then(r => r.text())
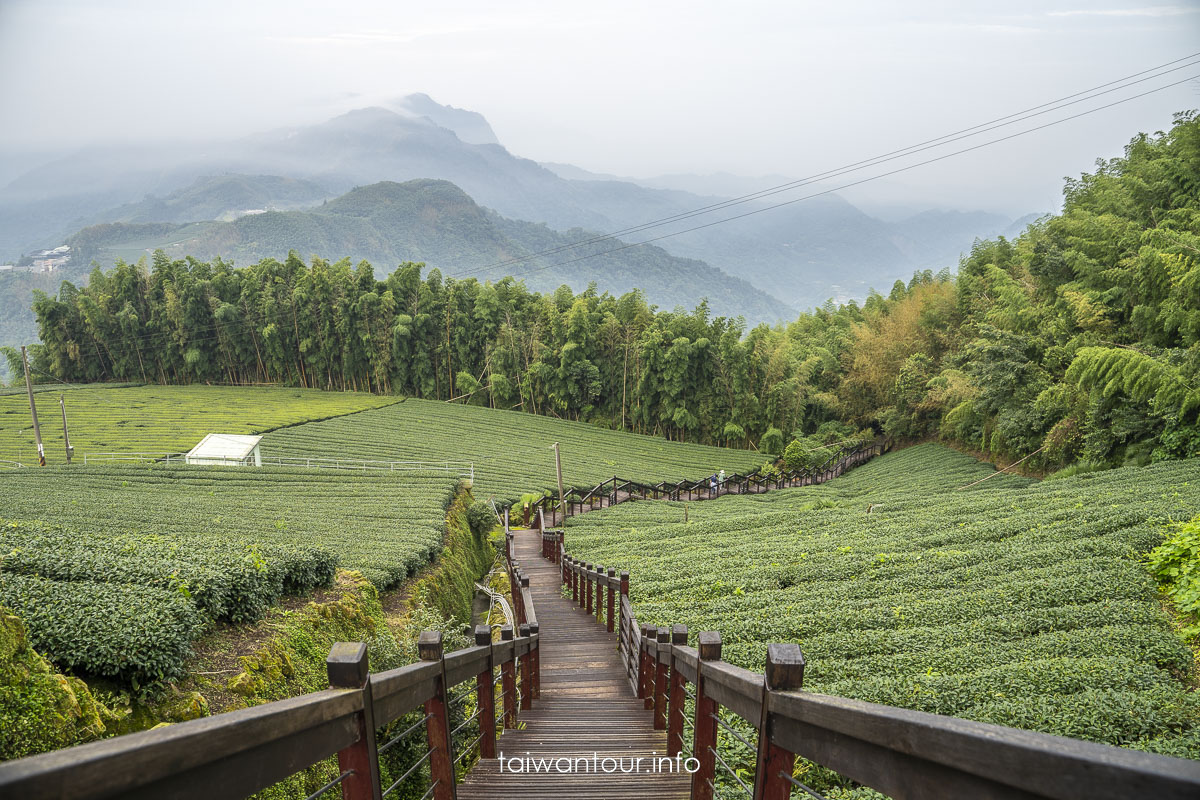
top-left (0, 607), bottom-right (117, 760)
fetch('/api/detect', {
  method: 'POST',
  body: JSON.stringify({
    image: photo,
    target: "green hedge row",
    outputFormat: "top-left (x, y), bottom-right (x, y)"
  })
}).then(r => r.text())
top-left (0, 573), bottom-right (202, 689)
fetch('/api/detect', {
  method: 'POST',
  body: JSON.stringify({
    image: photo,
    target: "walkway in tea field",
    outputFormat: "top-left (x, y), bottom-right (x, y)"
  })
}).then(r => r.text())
top-left (456, 529), bottom-right (690, 800)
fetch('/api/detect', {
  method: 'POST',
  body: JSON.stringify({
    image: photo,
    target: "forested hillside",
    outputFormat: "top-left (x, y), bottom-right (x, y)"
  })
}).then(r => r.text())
top-left (13, 112), bottom-right (1200, 472)
top-left (59, 179), bottom-right (792, 322)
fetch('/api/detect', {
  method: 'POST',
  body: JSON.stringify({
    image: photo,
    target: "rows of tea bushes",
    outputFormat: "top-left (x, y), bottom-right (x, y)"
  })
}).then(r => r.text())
top-left (566, 445), bottom-right (1200, 758)
top-left (0, 384), bottom-right (398, 464)
top-left (264, 398), bottom-right (767, 502)
top-left (0, 465), bottom-right (460, 688)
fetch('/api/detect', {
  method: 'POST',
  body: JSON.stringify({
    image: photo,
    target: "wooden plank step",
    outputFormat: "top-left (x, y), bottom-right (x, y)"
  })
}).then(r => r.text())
top-left (455, 530), bottom-right (690, 799)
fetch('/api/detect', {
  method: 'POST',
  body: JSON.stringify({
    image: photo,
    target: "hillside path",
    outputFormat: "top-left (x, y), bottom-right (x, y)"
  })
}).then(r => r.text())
top-left (456, 529), bottom-right (690, 800)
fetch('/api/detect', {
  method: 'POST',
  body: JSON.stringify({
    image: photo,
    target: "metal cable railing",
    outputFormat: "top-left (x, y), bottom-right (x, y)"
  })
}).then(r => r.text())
top-left (303, 770), bottom-right (354, 800)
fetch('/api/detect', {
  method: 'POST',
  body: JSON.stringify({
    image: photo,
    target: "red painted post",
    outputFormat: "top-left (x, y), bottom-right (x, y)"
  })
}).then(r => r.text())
top-left (753, 644), bottom-right (806, 800)
top-left (571, 558), bottom-right (579, 603)
top-left (654, 627), bottom-right (670, 730)
top-left (500, 625), bottom-right (517, 728)
top-left (418, 631), bottom-right (455, 800)
top-left (585, 563), bottom-right (594, 613)
top-left (326, 642), bottom-right (383, 800)
top-left (667, 624), bottom-right (687, 757)
top-left (691, 631), bottom-right (722, 800)
top-left (474, 626), bottom-right (497, 760)
top-left (636, 624), bottom-right (650, 701)
top-left (619, 570), bottom-right (630, 631)
top-left (519, 623), bottom-right (533, 711)
top-left (606, 567), bottom-right (616, 633)
top-left (529, 622), bottom-right (540, 699)
top-left (641, 624), bottom-right (656, 710)
top-left (594, 565), bottom-right (604, 624)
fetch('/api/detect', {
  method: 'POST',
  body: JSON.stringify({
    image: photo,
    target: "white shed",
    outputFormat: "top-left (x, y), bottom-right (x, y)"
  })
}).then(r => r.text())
top-left (185, 434), bottom-right (263, 467)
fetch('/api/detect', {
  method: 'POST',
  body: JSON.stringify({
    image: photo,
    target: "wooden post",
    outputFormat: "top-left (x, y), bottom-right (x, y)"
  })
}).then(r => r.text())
top-left (606, 568), bottom-right (616, 633)
top-left (639, 624), bottom-right (655, 708)
top-left (529, 622), bottom-right (540, 699)
top-left (500, 625), bottom-right (517, 728)
top-left (418, 632), bottom-right (455, 800)
top-left (753, 644), bottom-right (805, 800)
top-left (619, 571), bottom-right (630, 644)
top-left (327, 642), bottom-right (383, 800)
top-left (552, 441), bottom-right (567, 526)
top-left (571, 558), bottom-right (579, 603)
top-left (519, 623), bottom-right (533, 711)
top-left (691, 632), bottom-right (722, 800)
top-left (594, 565), bottom-right (604, 624)
top-left (20, 346), bottom-right (45, 467)
top-left (667, 624), bottom-right (688, 757)
top-left (474, 626), bottom-right (497, 760)
top-left (584, 564), bottom-right (592, 612)
top-left (654, 627), bottom-right (670, 730)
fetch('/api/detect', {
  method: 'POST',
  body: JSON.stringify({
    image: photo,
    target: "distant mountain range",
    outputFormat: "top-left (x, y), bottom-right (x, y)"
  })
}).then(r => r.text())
top-left (64, 177), bottom-right (794, 322)
top-left (0, 93), bottom-right (1042, 382)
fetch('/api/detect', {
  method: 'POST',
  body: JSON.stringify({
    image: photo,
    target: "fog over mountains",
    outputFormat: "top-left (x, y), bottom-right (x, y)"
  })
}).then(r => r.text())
top-left (0, 93), bottom-right (1040, 368)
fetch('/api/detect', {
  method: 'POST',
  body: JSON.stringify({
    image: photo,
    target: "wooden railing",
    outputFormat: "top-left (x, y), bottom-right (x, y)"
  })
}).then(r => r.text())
top-left (515, 437), bottom-right (891, 527)
top-left (0, 540), bottom-right (540, 800)
top-left (555, 548), bottom-right (1200, 800)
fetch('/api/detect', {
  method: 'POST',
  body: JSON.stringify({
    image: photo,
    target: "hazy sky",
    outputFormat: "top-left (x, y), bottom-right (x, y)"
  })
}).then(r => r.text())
top-left (1, 0), bottom-right (1198, 215)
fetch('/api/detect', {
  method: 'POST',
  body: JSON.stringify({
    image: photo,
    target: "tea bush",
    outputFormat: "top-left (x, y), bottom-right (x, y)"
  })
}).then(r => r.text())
top-left (566, 444), bottom-right (1200, 756)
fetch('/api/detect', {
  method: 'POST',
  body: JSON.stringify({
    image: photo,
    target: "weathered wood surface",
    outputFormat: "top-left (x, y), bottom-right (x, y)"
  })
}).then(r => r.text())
top-left (457, 530), bottom-right (690, 799)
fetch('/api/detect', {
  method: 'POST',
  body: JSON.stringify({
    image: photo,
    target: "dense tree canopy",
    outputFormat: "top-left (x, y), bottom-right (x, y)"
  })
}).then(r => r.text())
top-left (14, 112), bottom-right (1200, 469)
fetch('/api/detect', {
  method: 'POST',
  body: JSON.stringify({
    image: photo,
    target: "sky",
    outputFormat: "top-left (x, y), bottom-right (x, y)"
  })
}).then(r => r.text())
top-left (0, 0), bottom-right (1198, 216)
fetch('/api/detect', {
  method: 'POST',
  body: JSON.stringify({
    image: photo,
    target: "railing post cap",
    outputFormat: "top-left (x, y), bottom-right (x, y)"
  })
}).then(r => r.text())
top-left (765, 643), bottom-right (806, 690)
top-left (621, 570), bottom-right (630, 580)
top-left (607, 567), bottom-right (616, 576)
top-left (656, 627), bottom-right (670, 643)
top-left (418, 631), bottom-right (443, 661)
top-left (529, 622), bottom-right (539, 634)
top-left (326, 641), bottom-right (368, 687)
top-left (474, 625), bottom-right (492, 646)
top-left (501, 624), bottom-right (514, 640)
top-left (698, 631), bottom-right (722, 660)
top-left (520, 575), bottom-right (530, 587)
top-left (672, 624), bottom-right (688, 645)
top-left (519, 623), bottom-right (531, 636)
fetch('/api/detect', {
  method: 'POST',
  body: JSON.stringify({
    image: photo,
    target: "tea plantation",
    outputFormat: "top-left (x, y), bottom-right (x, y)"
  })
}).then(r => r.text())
top-left (565, 444), bottom-right (1200, 758)
top-left (264, 398), bottom-right (767, 502)
top-left (0, 384), bottom-right (399, 464)
top-left (0, 466), bottom-right (458, 687)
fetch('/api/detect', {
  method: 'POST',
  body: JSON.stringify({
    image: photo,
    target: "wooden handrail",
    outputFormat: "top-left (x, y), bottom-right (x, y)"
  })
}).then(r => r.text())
top-left (0, 546), bottom-right (542, 800)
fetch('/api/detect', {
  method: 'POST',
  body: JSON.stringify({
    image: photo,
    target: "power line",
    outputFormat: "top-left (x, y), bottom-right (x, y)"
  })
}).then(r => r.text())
top-left (444, 52), bottom-right (1200, 280)
top-left (476, 72), bottom-right (1200, 285)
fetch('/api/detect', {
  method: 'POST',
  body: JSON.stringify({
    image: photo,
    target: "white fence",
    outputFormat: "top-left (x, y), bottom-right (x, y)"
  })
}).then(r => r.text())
top-left (0, 459), bottom-right (25, 469)
top-left (77, 452), bottom-right (475, 480)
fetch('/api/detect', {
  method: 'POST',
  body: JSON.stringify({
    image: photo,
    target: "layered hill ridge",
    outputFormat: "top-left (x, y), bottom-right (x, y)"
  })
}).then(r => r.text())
top-left (65, 178), bottom-right (796, 322)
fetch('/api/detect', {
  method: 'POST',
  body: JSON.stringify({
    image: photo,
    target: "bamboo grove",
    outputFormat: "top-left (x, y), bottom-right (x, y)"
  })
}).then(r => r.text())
top-left (10, 111), bottom-right (1200, 470)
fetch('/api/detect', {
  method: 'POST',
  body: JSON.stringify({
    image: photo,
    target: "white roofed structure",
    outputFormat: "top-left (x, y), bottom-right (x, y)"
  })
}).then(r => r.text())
top-left (185, 434), bottom-right (263, 467)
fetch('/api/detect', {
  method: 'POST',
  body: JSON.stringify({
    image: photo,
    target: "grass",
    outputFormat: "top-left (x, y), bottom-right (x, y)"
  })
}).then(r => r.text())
top-left (0, 384), bottom-right (399, 464)
top-left (263, 397), bottom-right (768, 502)
top-left (565, 444), bottom-right (1200, 759)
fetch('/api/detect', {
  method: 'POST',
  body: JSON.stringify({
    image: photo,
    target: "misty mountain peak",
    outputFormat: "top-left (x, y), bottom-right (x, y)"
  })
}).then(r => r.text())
top-left (393, 93), bottom-right (500, 146)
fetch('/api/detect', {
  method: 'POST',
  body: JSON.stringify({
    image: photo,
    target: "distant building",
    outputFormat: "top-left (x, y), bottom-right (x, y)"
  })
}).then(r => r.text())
top-left (29, 246), bottom-right (71, 273)
top-left (0, 265), bottom-right (13, 272)
top-left (185, 434), bottom-right (264, 467)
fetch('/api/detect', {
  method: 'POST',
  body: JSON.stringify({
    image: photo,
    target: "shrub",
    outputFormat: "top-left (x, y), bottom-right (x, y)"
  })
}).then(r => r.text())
top-left (467, 500), bottom-right (497, 537)
top-left (1147, 516), bottom-right (1200, 624)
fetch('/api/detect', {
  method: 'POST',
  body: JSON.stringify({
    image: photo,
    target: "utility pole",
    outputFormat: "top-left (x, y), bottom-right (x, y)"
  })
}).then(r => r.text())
top-left (21, 346), bottom-right (46, 466)
top-left (551, 442), bottom-right (566, 528)
top-left (59, 394), bottom-right (74, 465)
